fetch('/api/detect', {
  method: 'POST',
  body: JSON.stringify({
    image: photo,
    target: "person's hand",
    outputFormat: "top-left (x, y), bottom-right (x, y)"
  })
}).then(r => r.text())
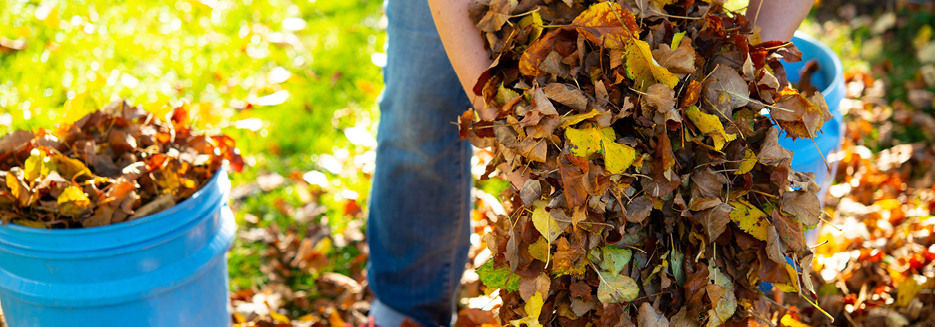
top-left (746, 0), bottom-right (813, 42)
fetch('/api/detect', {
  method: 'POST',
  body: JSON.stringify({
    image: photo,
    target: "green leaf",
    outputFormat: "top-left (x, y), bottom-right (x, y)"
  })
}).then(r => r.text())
top-left (669, 247), bottom-right (685, 287)
top-left (597, 271), bottom-right (639, 304)
top-left (706, 266), bottom-right (737, 327)
top-left (671, 31), bottom-right (686, 49)
top-left (598, 246), bottom-right (632, 275)
top-left (476, 260), bottom-right (520, 291)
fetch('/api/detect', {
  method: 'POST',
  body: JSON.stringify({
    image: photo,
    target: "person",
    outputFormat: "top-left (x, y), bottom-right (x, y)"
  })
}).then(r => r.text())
top-left (366, 1), bottom-right (816, 326)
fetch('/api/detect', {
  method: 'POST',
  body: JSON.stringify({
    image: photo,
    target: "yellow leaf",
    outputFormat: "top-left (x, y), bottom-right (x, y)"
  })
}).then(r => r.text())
top-left (50, 154), bottom-right (91, 181)
top-left (14, 220), bottom-right (46, 228)
top-left (773, 263), bottom-right (801, 293)
top-left (63, 92), bottom-right (92, 126)
top-left (686, 106), bottom-right (736, 151)
top-left (729, 199), bottom-right (770, 241)
top-left (896, 276), bottom-right (925, 307)
top-left (528, 237), bottom-right (550, 262)
top-left (559, 109), bottom-right (601, 128)
top-left (572, 2), bottom-right (639, 49)
top-left (565, 126), bottom-right (636, 174)
top-left (58, 185), bottom-right (91, 216)
top-left (270, 312), bottom-right (291, 324)
top-left (532, 200), bottom-right (562, 243)
top-left (518, 12), bottom-right (543, 46)
top-left (510, 291), bottom-right (544, 327)
top-left (298, 314), bottom-right (319, 322)
top-left (671, 31), bottom-right (686, 49)
top-left (24, 150), bottom-right (46, 182)
top-left (736, 148), bottom-right (757, 175)
top-left (780, 314), bottom-right (812, 327)
top-left (624, 38), bottom-right (679, 90)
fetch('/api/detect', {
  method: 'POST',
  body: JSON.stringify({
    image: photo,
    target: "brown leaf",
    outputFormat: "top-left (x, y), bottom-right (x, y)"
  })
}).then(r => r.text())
top-left (689, 167), bottom-right (725, 198)
top-left (525, 115), bottom-right (561, 139)
top-left (703, 64), bottom-right (749, 115)
top-left (772, 87), bottom-right (833, 139)
top-left (679, 80), bottom-right (703, 109)
top-left (640, 83), bottom-right (676, 116)
top-left (570, 281), bottom-right (593, 302)
top-left (560, 154), bottom-right (589, 208)
top-left (688, 196), bottom-right (722, 211)
top-left (532, 87), bottom-right (560, 115)
top-left (520, 29), bottom-right (577, 77)
top-left (519, 272), bottom-right (551, 302)
top-left (475, 0), bottom-right (512, 32)
top-left (517, 138), bottom-right (548, 162)
top-left (757, 248), bottom-right (791, 284)
top-left (780, 179), bottom-right (821, 226)
top-left (637, 302), bottom-right (669, 327)
top-left (0, 130), bottom-right (34, 154)
top-left (625, 195), bottom-right (653, 223)
top-left (543, 83), bottom-right (589, 111)
top-left (553, 236), bottom-right (587, 276)
top-left (756, 127), bottom-right (793, 166)
top-left (641, 131), bottom-right (680, 198)
top-left (765, 225), bottom-right (786, 264)
top-left (694, 203), bottom-right (732, 241)
top-left (770, 209), bottom-right (806, 252)
top-left (129, 194), bottom-right (177, 220)
top-left (521, 179), bottom-right (543, 205)
top-left (571, 206), bottom-right (587, 229)
top-left (652, 39), bottom-right (696, 74)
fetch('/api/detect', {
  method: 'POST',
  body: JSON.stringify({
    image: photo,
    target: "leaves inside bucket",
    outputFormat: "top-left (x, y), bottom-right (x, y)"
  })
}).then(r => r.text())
top-left (0, 100), bottom-right (243, 229)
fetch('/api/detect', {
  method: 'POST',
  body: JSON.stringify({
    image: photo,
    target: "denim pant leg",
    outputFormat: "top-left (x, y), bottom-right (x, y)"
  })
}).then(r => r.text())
top-left (366, 0), bottom-right (473, 325)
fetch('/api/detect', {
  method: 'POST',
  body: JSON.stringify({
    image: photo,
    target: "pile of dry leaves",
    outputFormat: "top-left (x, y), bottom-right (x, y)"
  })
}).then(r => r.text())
top-left (0, 100), bottom-right (243, 229)
top-left (459, 0), bottom-right (833, 326)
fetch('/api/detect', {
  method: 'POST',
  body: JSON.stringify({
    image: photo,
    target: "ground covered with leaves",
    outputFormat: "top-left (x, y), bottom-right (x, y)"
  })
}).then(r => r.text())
top-left (1, 0), bottom-right (935, 327)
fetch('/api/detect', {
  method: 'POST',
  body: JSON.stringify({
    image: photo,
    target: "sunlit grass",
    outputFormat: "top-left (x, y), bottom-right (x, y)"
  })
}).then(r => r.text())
top-left (0, 0), bottom-right (385, 302)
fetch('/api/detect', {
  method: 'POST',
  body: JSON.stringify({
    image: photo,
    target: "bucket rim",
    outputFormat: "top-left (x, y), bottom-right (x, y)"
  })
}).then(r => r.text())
top-left (792, 31), bottom-right (845, 98)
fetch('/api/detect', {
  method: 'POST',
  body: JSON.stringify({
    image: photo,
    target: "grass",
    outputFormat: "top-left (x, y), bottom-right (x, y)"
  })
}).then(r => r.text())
top-left (0, 0), bottom-right (385, 305)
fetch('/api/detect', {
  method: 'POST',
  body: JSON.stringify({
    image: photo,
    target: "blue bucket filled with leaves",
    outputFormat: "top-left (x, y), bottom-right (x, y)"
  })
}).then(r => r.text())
top-left (0, 169), bottom-right (234, 326)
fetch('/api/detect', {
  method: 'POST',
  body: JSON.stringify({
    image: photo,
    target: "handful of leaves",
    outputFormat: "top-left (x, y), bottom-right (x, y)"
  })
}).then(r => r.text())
top-left (461, 0), bottom-right (833, 325)
top-left (0, 100), bottom-right (243, 229)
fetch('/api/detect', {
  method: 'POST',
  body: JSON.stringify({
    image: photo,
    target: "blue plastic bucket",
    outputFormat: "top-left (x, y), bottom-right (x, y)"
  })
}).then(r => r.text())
top-left (779, 32), bottom-right (846, 243)
top-left (0, 170), bottom-right (235, 326)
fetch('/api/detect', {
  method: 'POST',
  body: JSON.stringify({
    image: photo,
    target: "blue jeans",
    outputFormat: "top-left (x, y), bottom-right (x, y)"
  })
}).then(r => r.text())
top-left (366, 0), bottom-right (473, 326)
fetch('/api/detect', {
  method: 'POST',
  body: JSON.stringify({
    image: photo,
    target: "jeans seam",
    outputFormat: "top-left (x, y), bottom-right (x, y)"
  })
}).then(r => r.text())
top-left (441, 143), bottom-right (468, 326)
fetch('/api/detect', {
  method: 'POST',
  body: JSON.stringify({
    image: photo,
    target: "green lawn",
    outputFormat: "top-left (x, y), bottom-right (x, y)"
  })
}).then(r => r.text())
top-left (0, 0), bottom-right (384, 317)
